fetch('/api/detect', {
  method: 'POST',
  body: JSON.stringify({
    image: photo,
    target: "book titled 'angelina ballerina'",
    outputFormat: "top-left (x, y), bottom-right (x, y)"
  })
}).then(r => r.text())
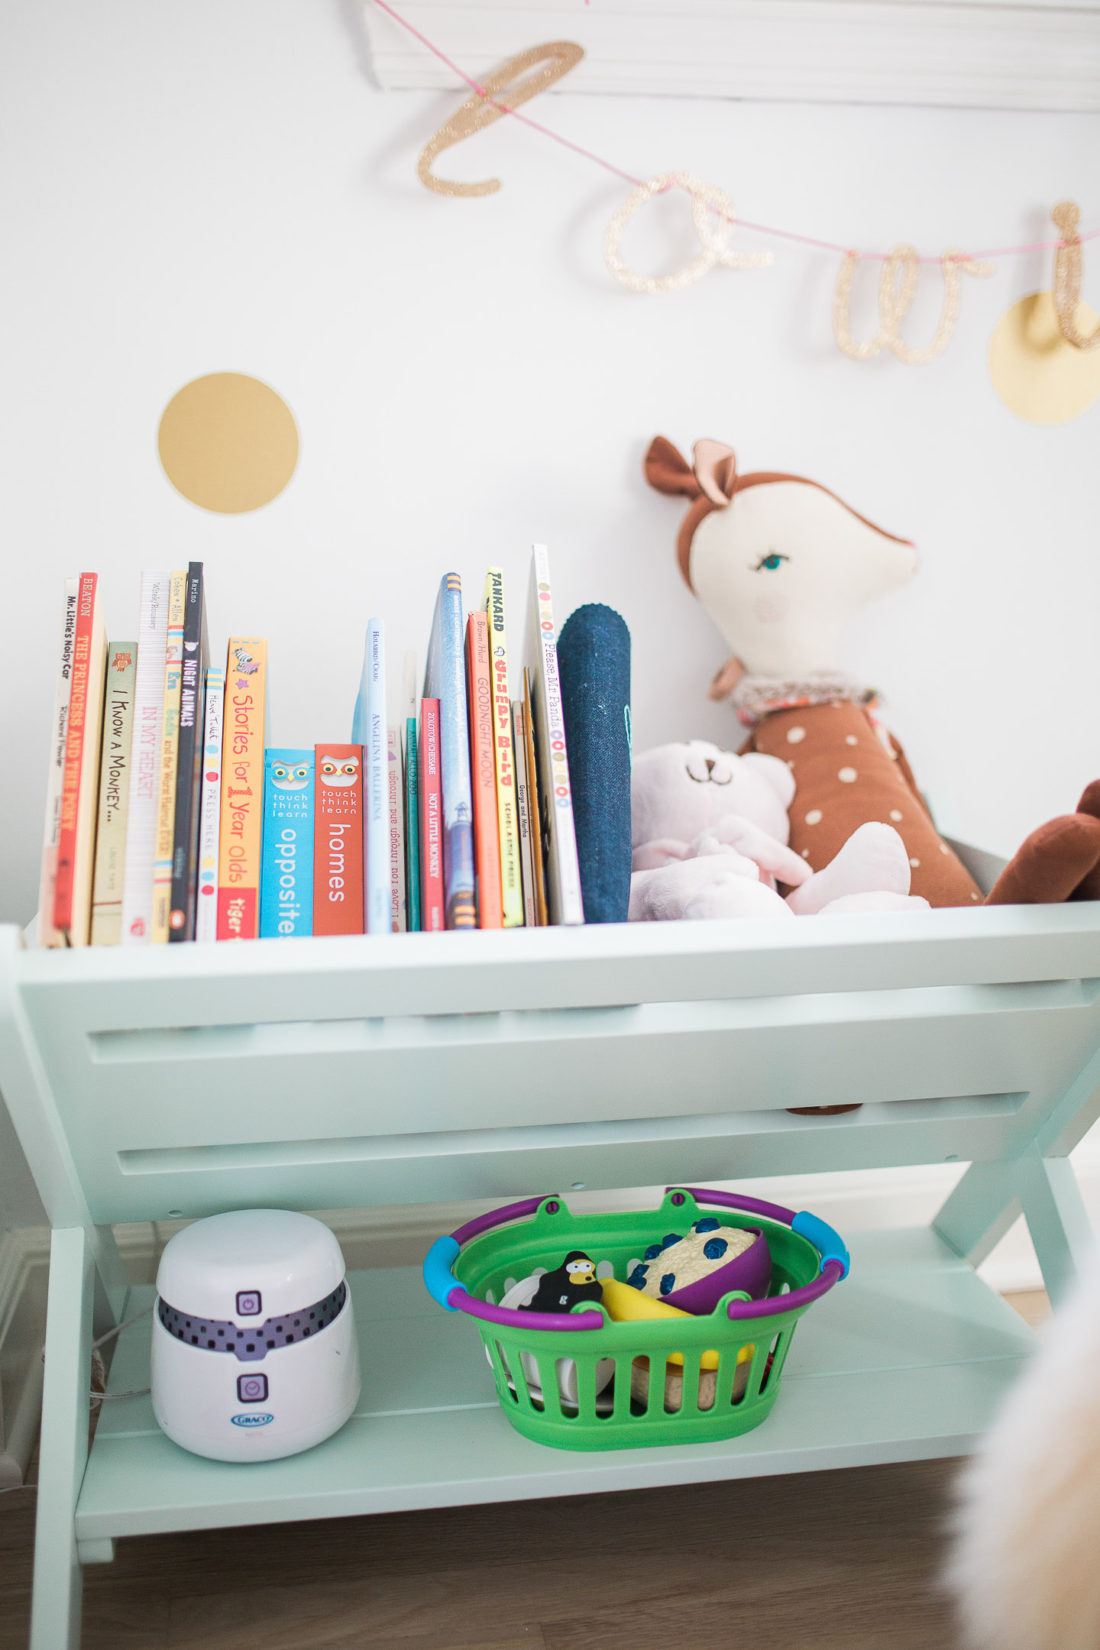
top-left (423, 573), bottom-right (476, 928)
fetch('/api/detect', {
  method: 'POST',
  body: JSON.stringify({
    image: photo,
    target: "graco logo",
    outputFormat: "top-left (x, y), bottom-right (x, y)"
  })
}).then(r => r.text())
top-left (231, 1412), bottom-right (273, 1427)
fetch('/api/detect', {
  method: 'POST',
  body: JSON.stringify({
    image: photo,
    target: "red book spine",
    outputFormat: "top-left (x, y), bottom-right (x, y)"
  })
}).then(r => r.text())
top-left (53, 572), bottom-right (98, 936)
top-left (313, 745), bottom-right (364, 935)
top-left (418, 700), bottom-right (444, 933)
top-left (465, 612), bottom-right (503, 929)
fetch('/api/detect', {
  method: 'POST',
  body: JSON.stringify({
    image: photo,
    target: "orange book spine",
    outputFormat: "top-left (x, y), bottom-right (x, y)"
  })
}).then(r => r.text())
top-left (216, 639), bottom-right (267, 940)
top-left (313, 745), bottom-right (364, 935)
top-left (53, 572), bottom-right (106, 944)
top-left (465, 612), bottom-right (502, 928)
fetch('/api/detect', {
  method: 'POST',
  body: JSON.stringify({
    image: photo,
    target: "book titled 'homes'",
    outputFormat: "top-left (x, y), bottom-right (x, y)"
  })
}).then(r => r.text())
top-left (217, 639), bottom-right (267, 940)
top-left (260, 750), bottom-right (314, 938)
top-left (313, 745), bottom-right (364, 935)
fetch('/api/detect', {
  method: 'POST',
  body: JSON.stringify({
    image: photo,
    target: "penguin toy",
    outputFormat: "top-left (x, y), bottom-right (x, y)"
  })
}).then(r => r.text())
top-left (521, 1252), bottom-right (603, 1314)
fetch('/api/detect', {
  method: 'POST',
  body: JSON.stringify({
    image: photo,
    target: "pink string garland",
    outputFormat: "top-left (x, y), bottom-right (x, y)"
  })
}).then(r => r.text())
top-left (369, 0), bottom-right (1098, 266)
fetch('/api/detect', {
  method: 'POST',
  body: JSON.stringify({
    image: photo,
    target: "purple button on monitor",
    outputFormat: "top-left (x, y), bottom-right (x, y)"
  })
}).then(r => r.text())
top-left (236, 1291), bottom-right (262, 1317)
top-left (237, 1373), bottom-right (268, 1403)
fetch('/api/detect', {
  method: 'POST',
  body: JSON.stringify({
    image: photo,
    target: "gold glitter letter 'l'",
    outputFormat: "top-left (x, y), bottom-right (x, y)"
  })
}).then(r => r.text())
top-left (417, 42), bottom-right (584, 197)
top-left (1052, 201), bottom-right (1100, 352)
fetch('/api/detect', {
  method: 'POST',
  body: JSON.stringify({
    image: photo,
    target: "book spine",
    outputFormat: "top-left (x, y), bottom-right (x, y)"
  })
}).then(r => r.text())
top-left (418, 699), bottom-right (444, 932)
top-left (511, 697), bottom-right (539, 928)
top-left (53, 573), bottom-right (107, 946)
top-left (404, 713), bottom-right (421, 931)
top-left (387, 726), bottom-right (406, 932)
top-left (36, 579), bottom-right (79, 946)
top-left (313, 745), bottom-right (364, 935)
top-left (150, 569), bottom-right (187, 943)
top-left (260, 751), bottom-right (314, 937)
top-left (217, 639), bottom-right (268, 940)
top-left (90, 644), bottom-right (138, 945)
top-left (483, 567), bottom-right (524, 928)
top-left (194, 666), bottom-right (224, 942)
top-left (365, 618), bottom-right (388, 934)
top-left (528, 544), bottom-right (584, 925)
top-left (424, 574), bottom-right (476, 929)
top-left (465, 611), bottom-right (503, 928)
top-left (521, 669), bottom-right (549, 926)
top-left (120, 570), bottom-right (171, 944)
top-left (168, 563), bottom-right (208, 941)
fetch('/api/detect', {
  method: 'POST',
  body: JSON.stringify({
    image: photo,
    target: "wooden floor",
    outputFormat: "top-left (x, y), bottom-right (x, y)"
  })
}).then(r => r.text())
top-left (0, 1294), bottom-right (1048, 1650)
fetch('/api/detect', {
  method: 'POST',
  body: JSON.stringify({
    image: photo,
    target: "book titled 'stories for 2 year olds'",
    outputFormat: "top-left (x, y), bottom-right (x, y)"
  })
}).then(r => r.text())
top-left (314, 745), bottom-right (364, 935)
top-left (217, 639), bottom-right (267, 941)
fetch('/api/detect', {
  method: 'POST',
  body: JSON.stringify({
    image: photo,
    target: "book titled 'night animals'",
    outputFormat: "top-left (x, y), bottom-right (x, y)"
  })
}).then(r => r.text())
top-left (36, 545), bottom-right (620, 947)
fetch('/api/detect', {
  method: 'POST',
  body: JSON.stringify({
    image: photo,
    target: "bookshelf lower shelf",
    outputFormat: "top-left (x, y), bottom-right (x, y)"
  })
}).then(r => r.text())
top-left (77, 1226), bottom-right (1035, 1546)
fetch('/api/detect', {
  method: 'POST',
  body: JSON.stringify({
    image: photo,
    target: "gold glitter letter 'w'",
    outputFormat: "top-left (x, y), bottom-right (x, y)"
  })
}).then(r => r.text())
top-left (417, 42), bottom-right (584, 198)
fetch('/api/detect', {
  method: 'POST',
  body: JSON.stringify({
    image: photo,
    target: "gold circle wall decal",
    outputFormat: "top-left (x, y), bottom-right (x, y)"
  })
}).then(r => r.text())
top-left (988, 292), bottom-right (1100, 425)
top-left (158, 373), bottom-right (299, 513)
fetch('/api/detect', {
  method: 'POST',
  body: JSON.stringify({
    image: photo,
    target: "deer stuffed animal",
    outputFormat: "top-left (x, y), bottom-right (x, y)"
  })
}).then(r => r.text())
top-left (644, 437), bottom-right (1100, 907)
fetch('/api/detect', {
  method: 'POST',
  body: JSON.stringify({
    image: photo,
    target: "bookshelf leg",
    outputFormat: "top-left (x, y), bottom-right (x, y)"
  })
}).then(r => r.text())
top-left (931, 1159), bottom-right (1021, 1268)
top-left (30, 1226), bottom-right (94, 1650)
top-left (1018, 1152), bottom-right (1094, 1308)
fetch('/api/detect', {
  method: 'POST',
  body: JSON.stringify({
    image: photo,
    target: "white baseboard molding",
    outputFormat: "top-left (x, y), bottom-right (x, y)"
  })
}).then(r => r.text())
top-left (4, 1145), bottom-right (1098, 1477)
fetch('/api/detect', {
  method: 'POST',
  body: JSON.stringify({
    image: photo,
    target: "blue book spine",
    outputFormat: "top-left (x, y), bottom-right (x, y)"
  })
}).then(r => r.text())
top-left (259, 749), bottom-right (314, 937)
top-left (557, 604), bottom-right (632, 924)
top-left (404, 714), bottom-right (421, 931)
top-left (424, 573), bottom-right (476, 928)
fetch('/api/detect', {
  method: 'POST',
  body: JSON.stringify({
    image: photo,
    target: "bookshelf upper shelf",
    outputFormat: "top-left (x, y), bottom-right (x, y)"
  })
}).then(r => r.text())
top-left (361, 0), bottom-right (1100, 113)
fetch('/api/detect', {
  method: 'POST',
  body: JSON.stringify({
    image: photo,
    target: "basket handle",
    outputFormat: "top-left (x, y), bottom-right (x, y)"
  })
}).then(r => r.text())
top-left (421, 1233), bottom-right (604, 1331)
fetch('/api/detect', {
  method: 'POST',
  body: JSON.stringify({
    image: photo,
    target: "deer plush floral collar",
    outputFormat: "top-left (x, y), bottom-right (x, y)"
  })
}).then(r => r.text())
top-left (728, 670), bottom-right (877, 729)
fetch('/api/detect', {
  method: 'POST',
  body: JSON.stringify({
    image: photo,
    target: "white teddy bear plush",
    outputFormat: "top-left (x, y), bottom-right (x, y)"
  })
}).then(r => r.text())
top-left (629, 741), bottom-right (929, 921)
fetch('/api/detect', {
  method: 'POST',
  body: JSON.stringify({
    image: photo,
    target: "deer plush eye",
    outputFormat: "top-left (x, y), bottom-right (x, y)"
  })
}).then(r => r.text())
top-left (753, 552), bottom-right (789, 572)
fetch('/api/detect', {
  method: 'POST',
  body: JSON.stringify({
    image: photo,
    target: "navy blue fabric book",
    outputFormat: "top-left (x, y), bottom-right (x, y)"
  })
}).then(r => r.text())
top-left (556, 603), bottom-right (631, 924)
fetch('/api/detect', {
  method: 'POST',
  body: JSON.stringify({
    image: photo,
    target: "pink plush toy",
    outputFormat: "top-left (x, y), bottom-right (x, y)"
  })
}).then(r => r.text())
top-left (630, 740), bottom-right (929, 921)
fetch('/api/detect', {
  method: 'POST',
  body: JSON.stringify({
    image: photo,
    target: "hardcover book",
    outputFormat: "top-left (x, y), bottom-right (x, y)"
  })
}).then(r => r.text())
top-left (36, 579), bottom-right (79, 946)
top-left (313, 744), bottom-right (364, 935)
top-left (403, 712), bottom-right (421, 932)
top-left (260, 750), bottom-right (314, 938)
top-left (51, 572), bottom-right (107, 947)
top-left (90, 643), bottom-right (138, 946)
top-left (423, 574), bottom-right (476, 928)
top-left (524, 545), bottom-right (584, 925)
top-left (352, 618), bottom-right (389, 935)
top-left (121, 570), bottom-right (171, 944)
top-left (387, 725), bottom-right (406, 932)
top-left (465, 611), bottom-right (503, 929)
top-left (418, 698), bottom-right (445, 933)
top-left (169, 563), bottom-right (209, 942)
top-left (513, 690), bottom-right (547, 927)
top-left (151, 569), bottom-right (187, 943)
top-left (195, 665), bottom-right (224, 943)
top-left (483, 567), bottom-right (524, 928)
top-left (217, 639), bottom-right (268, 941)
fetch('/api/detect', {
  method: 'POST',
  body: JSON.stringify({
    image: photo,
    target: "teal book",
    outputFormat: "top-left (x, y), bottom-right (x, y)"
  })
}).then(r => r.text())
top-left (260, 749), bottom-right (314, 937)
top-left (404, 713), bottom-right (421, 931)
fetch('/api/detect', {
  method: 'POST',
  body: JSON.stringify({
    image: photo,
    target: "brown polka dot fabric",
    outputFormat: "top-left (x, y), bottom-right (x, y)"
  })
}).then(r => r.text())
top-left (740, 701), bottom-right (983, 908)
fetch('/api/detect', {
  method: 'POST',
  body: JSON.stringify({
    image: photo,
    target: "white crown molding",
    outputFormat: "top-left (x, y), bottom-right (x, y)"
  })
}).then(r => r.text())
top-left (361, 0), bottom-right (1100, 112)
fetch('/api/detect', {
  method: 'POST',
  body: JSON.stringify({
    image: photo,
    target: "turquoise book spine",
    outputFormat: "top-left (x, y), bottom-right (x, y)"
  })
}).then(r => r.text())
top-left (259, 749), bottom-right (314, 937)
top-left (404, 714), bottom-right (421, 931)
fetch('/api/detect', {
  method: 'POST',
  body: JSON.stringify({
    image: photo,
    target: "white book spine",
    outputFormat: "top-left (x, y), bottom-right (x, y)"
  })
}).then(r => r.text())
top-left (37, 579), bottom-right (79, 945)
top-left (527, 544), bottom-right (584, 925)
top-left (387, 725), bottom-right (406, 932)
top-left (120, 571), bottom-right (171, 944)
top-left (365, 618), bottom-right (389, 934)
top-left (194, 666), bottom-right (225, 943)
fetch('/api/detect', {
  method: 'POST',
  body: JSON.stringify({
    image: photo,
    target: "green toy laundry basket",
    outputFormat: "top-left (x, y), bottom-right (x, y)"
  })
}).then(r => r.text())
top-left (423, 1186), bottom-right (849, 1451)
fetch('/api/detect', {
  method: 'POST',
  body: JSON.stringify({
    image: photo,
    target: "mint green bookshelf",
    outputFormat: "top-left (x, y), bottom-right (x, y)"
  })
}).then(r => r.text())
top-left (3, 845), bottom-right (1099, 1648)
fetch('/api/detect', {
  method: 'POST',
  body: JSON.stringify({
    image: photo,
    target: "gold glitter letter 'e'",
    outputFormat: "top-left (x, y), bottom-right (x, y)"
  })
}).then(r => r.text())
top-left (417, 42), bottom-right (583, 197)
top-left (1052, 201), bottom-right (1100, 352)
top-left (834, 245), bottom-right (993, 364)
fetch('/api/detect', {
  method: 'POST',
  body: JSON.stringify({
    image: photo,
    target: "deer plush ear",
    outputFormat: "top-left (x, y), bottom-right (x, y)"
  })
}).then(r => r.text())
top-left (692, 439), bottom-right (738, 506)
top-left (644, 436), bottom-right (701, 499)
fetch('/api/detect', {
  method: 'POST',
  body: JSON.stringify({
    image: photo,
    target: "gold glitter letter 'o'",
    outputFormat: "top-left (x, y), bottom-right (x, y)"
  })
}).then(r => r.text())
top-left (158, 373), bottom-right (299, 514)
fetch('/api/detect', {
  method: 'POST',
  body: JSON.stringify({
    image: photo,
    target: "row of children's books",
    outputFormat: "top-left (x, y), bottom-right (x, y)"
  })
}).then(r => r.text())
top-left (37, 548), bottom-right (585, 945)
